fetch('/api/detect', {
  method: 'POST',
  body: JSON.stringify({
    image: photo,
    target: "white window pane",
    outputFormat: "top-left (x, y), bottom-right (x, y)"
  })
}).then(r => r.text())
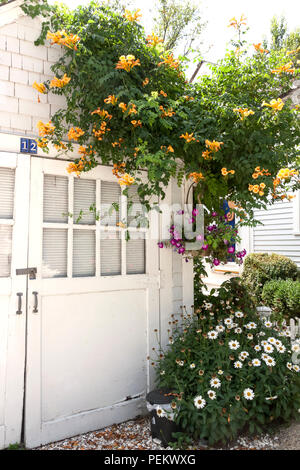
top-left (0, 225), bottom-right (12, 277)
top-left (0, 168), bottom-right (15, 219)
top-left (42, 228), bottom-right (67, 278)
top-left (126, 233), bottom-right (145, 274)
top-left (127, 185), bottom-right (145, 227)
top-left (43, 175), bottom-right (68, 223)
top-left (100, 231), bottom-right (121, 276)
top-left (101, 181), bottom-right (120, 226)
top-left (74, 179), bottom-right (96, 225)
top-left (73, 230), bottom-right (95, 277)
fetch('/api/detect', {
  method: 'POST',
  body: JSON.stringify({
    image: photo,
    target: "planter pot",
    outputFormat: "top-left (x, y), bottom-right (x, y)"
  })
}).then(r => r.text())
top-left (146, 388), bottom-right (180, 447)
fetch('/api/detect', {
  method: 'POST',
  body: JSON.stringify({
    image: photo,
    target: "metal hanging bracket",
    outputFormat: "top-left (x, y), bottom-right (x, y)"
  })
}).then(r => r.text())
top-left (16, 267), bottom-right (37, 280)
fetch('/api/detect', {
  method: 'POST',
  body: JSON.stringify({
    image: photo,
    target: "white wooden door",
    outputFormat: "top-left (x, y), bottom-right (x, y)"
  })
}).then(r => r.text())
top-left (0, 152), bottom-right (30, 449)
top-left (25, 157), bottom-right (160, 448)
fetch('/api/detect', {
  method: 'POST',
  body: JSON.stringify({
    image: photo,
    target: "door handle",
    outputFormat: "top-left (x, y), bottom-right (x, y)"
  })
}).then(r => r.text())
top-left (16, 292), bottom-right (23, 314)
top-left (32, 291), bottom-right (38, 313)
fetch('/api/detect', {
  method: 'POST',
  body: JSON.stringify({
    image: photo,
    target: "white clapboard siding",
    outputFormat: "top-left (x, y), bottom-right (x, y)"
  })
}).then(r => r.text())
top-left (253, 200), bottom-right (300, 267)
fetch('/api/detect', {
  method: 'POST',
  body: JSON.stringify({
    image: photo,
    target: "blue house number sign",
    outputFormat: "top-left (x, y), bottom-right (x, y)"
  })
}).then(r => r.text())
top-left (20, 138), bottom-right (38, 154)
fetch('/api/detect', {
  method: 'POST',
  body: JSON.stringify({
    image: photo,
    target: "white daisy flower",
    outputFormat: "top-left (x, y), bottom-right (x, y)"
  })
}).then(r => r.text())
top-left (265, 356), bottom-right (276, 367)
top-left (218, 370), bottom-right (223, 375)
top-left (190, 363), bottom-right (196, 369)
top-left (293, 365), bottom-right (300, 372)
top-left (207, 390), bottom-right (216, 400)
top-left (240, 351), bottom-right (249, 358)
top-left (261, 341), bottom-right (268, 347)
top-left (265, 396), bottom-right (277, 401)
top-left (264, 321), bottom-right (273, 328)
top-left (254, 345), bottom-right (261, 351)
top-left (160, 370), bottom-right (165, 375)
top-left (292, 344), bottom-right (300, 353)
top-left (252, 359), bottom-right (261, 367)
top-left (258, 331), bottom-right (266, 336)
top-left (277, 345), bottom-right (286, 353)
top-left (229, 340), bottom-right (240, 350)
top-left (210, 378), bottom-right (221, 389)
top-left (247, 333), bottom-right (253, 340)
top-left (156, 406), bottom-right (166, 417)
top-left (194, 395), bottom-right (206, 409)
top-left (216, 325), bottom-right (225, 332)
top-left (267, 337), bottom-right (276, 344)
top-left (264, 344), bottom-right (274, 354)
top-left (207, 330), bottom-right (218, 340)
top-left (235, 311), bottom-right (244, 318)
top-left (234, 361), bottom-right (243, 369)
top-left (235, 327), bottom-right (242, 334)
top-left (248, 322), bottom-right (257, 329)
top-left (224, 318), bottom-right (233, 326)
top-left (243, 388), bottom-right (255, 400)
top-left (287, 362), bottom-right (293, 370)
top-left (178, 360), bottom-right (184, 366)
top-left (261, 353), bottom-right (269, 360)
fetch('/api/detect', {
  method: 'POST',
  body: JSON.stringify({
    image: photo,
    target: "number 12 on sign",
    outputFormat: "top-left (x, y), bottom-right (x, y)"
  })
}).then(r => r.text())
top-left (20, 138), bottom-right (38, 154)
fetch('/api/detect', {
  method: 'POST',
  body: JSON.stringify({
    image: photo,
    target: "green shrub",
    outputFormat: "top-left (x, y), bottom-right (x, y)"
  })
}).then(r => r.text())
top-left (241, 253), bottom-right (298, 304)
top-left (262, 279), bottom-right (300, 323)
top-left (153, 280), bottom-right (300, 446)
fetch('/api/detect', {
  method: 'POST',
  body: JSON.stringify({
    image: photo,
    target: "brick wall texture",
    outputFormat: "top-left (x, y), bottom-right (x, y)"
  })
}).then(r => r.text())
top-left (0, 13), bottom-right (65, 136)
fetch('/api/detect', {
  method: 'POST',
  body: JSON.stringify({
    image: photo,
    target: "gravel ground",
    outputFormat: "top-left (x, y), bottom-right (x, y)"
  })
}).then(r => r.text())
top-left (36, 416), bottom-right (300, 451)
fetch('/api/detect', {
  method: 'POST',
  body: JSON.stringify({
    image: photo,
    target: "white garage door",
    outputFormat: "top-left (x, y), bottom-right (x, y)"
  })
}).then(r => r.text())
top-left (0, 154), bottom-right (160, 449)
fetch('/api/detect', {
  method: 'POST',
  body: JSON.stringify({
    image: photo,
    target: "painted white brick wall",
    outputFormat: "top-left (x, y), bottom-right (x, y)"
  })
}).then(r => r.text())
top-left (0, 11), bottom-right (64, 136)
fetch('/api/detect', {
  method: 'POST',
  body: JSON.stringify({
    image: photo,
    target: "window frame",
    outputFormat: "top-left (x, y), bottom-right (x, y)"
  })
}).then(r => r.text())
top-left (42, 169), bottom-right (147, 279)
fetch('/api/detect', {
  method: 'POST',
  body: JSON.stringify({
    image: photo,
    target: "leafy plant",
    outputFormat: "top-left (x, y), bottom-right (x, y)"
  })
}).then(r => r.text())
top-left (152, 279), bottom-right (300, 446)
top-left (241, 253), bottom-right (298, 303)
top-left (21, 1), bottom-right (300, 225)
top-left (262, 279), bottom-right (300, 323)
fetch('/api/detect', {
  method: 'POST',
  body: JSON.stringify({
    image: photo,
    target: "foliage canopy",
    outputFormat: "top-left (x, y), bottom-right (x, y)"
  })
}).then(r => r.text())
top-left (22, 1), bottom-right (300, 224)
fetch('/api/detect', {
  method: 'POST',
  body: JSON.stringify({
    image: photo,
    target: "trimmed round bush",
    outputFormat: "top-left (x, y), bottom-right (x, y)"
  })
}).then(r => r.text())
top-left (262, 279), bottom-right (300, 322)
top-left (241, 253), bottom-right (298, 303)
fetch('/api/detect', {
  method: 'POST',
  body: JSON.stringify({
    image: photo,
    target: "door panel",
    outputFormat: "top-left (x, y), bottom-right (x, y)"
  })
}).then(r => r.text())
top-left (25, 157), bottom-right (160, 448)
top-left (0, 153), bottom-right (30, 449)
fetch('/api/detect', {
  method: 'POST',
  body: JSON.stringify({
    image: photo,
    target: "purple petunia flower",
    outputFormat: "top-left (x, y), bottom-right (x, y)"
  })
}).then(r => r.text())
top-left (213, 258), bottom-right (220, 266)
top-left (178, 247), bottom-right (185, 254)
top-left (228, 246), bottom-right (235, 254)
top-left (192, 208), bottom-right (199, 216)
top-left (212, 211), bottom-right (218, 217)
top-left (173, 230), bottom-right (181, 240)
top-left (223, 239), bottom-right (229, 245)
top-left (171, 239), bottom-right (177, 246)
top-left (189, 217), bottom-right (195, 224)
top-left (177, 209), bottom-right (184, 215)
top-left (202, 244), bottom-right (209, 251)
top-left (157, 242), bottom-right (164, 248)
top-left (196, 234), bottom-right (204, 241)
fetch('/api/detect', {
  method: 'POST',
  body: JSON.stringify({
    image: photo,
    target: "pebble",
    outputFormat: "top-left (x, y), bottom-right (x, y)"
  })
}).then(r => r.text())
top-left (37, 416), bottom-right (297, 451)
